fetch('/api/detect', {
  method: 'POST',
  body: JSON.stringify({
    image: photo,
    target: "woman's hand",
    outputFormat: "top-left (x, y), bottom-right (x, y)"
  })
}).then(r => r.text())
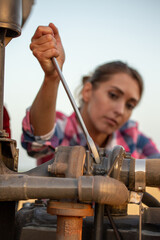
top-left (30, 23), bottom-right (65, 77)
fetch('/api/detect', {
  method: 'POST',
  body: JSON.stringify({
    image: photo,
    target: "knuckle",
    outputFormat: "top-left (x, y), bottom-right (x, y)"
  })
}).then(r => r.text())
top-left (51, 49), bottom-right (59, 57)
top-left (46, 34), bottom-right (53, 41)
top-left (48, 41), bottom-right (55, 48)
top-left (32, 49), bottom-right (39, 58)
top-left (36, 26), bottom-right (43, 33)
top-left (30, 42), bottom-right (34, 51)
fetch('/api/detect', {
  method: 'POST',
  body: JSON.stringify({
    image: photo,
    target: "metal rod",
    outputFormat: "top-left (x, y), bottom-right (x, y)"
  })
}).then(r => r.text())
top-left (94, 203), bottom-right (104, 240)
top-left (105, 206), bottom-right (121, 240)
top-left (52, 57), bottom-right (100, 164)
top-left (139, 202), bottom-right (143, 240)
top-left (0, 28), bottom-right (6, 130)
top-left (103, 149), bottom-right (122, 240)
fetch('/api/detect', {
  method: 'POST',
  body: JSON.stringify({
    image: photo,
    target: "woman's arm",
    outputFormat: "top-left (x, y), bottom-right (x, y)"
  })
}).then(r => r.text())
top-left (29, 23), bottom-right (65, 136)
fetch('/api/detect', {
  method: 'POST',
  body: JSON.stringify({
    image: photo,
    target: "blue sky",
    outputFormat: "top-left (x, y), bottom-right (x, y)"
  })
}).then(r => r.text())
top-left (4, 0), bottom-right (160, 171)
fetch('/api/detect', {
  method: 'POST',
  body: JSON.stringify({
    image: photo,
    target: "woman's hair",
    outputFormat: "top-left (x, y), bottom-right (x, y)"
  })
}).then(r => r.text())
top-left (77, 61), bottom-right (144, 107)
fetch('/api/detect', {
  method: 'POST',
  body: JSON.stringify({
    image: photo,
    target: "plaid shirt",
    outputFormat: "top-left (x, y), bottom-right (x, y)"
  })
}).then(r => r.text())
top-left (21, 109), bottom-right (160, 164)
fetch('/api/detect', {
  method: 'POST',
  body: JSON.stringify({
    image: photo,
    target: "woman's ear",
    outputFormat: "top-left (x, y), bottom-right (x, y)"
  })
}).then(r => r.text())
top-left (81, 82), bottom-right (93, 103)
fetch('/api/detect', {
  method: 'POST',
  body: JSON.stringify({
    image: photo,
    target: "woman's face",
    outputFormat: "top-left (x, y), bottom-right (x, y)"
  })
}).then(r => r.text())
top-left (81, 72), bottom-right (141, 136)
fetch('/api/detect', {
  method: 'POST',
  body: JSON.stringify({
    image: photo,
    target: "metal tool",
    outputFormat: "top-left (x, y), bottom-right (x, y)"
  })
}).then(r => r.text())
top-left (52, 57), bottom-right (100, 164)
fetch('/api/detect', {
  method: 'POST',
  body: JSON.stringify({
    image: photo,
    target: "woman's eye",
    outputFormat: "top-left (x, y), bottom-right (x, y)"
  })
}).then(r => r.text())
top-left (126, 102), bottom-right (135, 110)
top-left (108, 92), bottom-right (118, 100)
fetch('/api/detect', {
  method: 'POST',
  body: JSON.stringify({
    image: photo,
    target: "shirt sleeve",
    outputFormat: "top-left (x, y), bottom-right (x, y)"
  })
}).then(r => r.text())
top-left (136, 132), bottom-right (160, 159)
top-left (21, 108), bottom-right (67, 159)
top-left (117, 120), bottom-right (160, 159)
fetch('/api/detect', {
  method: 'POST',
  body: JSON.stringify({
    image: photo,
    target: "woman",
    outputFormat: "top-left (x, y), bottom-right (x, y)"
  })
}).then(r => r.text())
top-left (21, 23), bottom-right (160, 165)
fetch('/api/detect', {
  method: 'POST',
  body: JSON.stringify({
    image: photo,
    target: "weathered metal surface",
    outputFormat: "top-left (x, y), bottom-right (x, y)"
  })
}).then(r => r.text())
top-left (0, 28), bottom-right (6, 131)
top-left (48, 146), bottom-right (86, 178)
top-left (0, 0), bottom-right (22, 37)
top-left (15, 202), bottom-right (160, 240)
top-left (47, 201), bottom-right (93, 240)
top-left (143, 207), bottom-right (160, 224)
top-left (0, 141), bottom-right (160, 239)
top-left (0, 137), bottom-right (19, 240)
top-left (57, 216), bottom-right (82, 240)
top-left (0, 138), bottom-right (19, 171)
top-left (78, 176), bottom-right (128, 205)
top-left (47, 201), bottom-right (93, 217)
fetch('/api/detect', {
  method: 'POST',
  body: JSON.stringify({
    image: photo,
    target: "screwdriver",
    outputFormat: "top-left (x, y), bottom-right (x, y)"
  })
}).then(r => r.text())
top-left (52, 57), bottom-right (100, 164)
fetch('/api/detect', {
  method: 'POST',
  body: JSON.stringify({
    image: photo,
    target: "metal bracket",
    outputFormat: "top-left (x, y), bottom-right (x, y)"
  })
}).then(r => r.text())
top-left (129, 191), bottom-right (143, 204)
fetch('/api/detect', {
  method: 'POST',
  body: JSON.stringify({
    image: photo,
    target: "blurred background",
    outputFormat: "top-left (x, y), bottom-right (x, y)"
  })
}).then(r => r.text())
top-left (4, 0), bottom-right (160, 171)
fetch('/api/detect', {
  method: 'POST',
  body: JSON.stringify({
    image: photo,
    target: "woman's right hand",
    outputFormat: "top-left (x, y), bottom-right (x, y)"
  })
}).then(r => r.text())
top-left (30, 23), bottom-right (65, 77)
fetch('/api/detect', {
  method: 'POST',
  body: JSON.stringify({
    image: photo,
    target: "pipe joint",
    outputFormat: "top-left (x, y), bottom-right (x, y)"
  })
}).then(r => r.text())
top-left (78, 176), bottom-right (129, 206)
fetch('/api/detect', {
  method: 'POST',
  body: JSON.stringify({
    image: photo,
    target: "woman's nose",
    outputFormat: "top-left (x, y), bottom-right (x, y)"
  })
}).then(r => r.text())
top-left (114, 101), bottom-right (125, 115)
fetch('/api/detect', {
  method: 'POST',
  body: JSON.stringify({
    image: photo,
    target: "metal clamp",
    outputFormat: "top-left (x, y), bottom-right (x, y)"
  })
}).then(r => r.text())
top-left (135, 159), bottom-right (146, 192)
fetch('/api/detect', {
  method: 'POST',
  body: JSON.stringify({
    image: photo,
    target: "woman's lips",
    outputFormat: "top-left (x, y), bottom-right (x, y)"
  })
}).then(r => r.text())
top-left (104, 117), bottom-right (118, 127)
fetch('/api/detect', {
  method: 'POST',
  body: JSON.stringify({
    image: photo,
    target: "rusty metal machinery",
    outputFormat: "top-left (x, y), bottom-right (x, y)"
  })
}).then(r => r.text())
top-left (0, 144), bottom-right (160, 239)
top-left (1, 1), bottom-right (160, 240)
top-left (0, 0), bottom-right (34, 239)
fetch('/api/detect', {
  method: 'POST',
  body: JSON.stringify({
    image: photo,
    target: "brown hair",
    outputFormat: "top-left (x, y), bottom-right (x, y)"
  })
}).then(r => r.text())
top-left (77, 61), bottom-right (144, 107)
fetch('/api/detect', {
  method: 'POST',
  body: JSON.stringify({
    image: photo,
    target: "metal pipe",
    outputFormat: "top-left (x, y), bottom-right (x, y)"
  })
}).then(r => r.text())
top-left (0, 174), bottom-right (129, 205)
top-left (128, 158), bottom-right (160, 190)
top-left (0, 174), bottom-right (78, 201)
top-left (47, 201), bottom-right (93, 240)
top-left (142, 192), bottom-right (160, 207)
top-left (93, 146), bottom-right (125, 240)
top-left (0, 28), bottom-right (6, 130)
top-left (0, 0), bottom-right (22, 38)
top-left (56, 215), bottom-right (83, 240)
top-left (146, 159), bottom-right (160, 186)
top-left (78, 176), bottom-right (129, 205)
top-left (94, 203), bottom-right (104, 240)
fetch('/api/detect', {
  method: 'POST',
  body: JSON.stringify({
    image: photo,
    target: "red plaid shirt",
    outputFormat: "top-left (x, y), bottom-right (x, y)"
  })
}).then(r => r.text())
top-left (21, 109), bottom-right (160, 165)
